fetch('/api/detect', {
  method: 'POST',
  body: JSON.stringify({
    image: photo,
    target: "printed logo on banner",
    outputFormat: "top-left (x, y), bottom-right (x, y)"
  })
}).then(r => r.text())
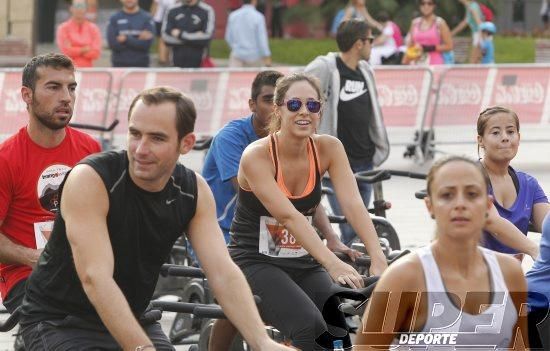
top-left (5, 89), bottom-right (26, 113)
top-left (377, 84), bottom-right (418, 107)
top-left (117, 88), bottom-right (142, 112)
top-left (79, 89), bottom-right (109, 113)
top-left (438, 83), bottom-right (482, 105)
top-left (495, 82), bottom-right (545, 105)
top-left (228, 87), bottom-right (250, 111)
top-left (188, 79), bottom-right (212, 111)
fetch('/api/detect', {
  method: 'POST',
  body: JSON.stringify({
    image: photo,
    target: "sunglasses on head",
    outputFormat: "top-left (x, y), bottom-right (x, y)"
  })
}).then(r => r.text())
top-left (280, 99), bottom-right (322, 113)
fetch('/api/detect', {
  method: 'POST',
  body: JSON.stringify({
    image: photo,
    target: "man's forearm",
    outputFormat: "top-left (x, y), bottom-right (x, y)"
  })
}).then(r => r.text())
top-left (0, 232), bottom-right (40, 266)
top-left (312, 206), bottom-right (338, 242)
top-left (207, 262), bottom-right (270, 351)
top-left (486, 217), bottom-right (538, 258)
top-left (83, 277), bottom-right (152, 350)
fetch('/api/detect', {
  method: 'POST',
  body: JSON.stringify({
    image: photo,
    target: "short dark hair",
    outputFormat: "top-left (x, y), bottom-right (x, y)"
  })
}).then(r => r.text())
top-left (128, 87), bottom-right (196, 140)
top-left (242, 0), bottom-right (252, 3)
top-left (251, 70), bottom-right (284, 101)
top-left (22, 53), bottom-right (74, 91)
top-left (336, 19), bottom-right (370, 52)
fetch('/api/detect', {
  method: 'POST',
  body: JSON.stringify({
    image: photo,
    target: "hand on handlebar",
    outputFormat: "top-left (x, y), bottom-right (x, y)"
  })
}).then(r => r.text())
top-left (368, 256), bottom-right (388, 277)
top-left (326, 237), bottom-right (362, 261)
top-left (327, 259), bottom-right (364, 289)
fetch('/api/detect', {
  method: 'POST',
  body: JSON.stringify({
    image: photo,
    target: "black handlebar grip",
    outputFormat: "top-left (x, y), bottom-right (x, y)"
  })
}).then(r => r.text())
top-left (328, 215), bottom-right (347, 223)
top-left (355, 170), bottom-right (391, 184)
top-left (193, 136), bottom-right (213, 151)
top-left (415, 190), bottom-right (428, 200)
top-left (193, 306), bottom-right (226, 319)
top-left (159, 264), bottom-right (205, 278)
top-left (151, 301), bottom-right (199, 314)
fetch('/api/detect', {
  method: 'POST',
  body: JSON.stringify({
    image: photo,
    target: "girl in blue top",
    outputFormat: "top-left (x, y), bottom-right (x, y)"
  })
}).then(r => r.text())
top-left (477, 106), bottom-right (550, 259)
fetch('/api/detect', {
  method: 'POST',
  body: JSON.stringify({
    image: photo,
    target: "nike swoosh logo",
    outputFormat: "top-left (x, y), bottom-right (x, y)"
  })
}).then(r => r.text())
top-left (339, 88), bottom-right (367, 102)
top-left (166, 199), bottom-right (176, 205)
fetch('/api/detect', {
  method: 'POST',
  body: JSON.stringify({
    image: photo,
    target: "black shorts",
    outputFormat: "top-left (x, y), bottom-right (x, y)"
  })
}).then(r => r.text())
top-left (22, 311), bottom-right (174, 351)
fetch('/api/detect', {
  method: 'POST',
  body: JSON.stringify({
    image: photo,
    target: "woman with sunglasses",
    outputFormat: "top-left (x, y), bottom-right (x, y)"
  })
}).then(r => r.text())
top-left (228, 73), bottom-right (387, 350)
top-left (356, 156), bottom-right (528, 349)
top-left (402, 0), bottom-right (453, 65)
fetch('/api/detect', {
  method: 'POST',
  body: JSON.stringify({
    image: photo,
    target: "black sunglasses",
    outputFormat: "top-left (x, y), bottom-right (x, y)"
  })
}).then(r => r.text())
top-left (280, 99), bottom-right (322, 113)
top-left (361, 36), bottom-right (375, 45)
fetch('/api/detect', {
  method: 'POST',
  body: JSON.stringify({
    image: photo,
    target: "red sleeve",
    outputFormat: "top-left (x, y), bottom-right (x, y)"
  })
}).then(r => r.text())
top-left (56, 23), bottom-right (83, 58)
top-left (83, 23), bottom-right (102, 60)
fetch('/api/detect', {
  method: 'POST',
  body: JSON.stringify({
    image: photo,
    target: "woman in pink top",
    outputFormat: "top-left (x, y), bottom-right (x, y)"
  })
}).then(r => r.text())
top-left (403, 0), bottom-right (452, 65)
top-left (56, 0), bottom-right (102, 67)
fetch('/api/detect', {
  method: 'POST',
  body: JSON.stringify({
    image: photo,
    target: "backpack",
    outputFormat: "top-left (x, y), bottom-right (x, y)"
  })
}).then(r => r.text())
top-left (479, 3), bottom-right (494, 22)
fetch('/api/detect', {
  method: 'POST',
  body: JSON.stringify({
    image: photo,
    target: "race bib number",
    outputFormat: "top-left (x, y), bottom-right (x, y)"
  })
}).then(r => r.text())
top-left (34, 220), bottom-right (53, 249)
top-left (258, 216), bottom-right (310, 258)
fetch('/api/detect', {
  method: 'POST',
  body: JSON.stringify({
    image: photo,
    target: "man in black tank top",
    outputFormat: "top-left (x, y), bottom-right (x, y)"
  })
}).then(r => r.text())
top-left (19, 87), bottom-right (294, 351)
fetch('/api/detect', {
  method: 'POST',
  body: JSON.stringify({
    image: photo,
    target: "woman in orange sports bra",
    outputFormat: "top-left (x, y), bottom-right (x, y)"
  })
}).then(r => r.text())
top-left (227, 73), bottom-right (387, 350)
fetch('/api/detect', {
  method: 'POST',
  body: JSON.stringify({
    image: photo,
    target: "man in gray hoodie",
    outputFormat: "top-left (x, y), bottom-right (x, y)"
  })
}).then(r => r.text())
top-left (305, 19), bottom-right (389, 246)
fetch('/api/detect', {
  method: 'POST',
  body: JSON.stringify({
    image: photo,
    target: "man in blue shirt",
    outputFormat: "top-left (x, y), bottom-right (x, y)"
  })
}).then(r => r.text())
top-left (202, 70), bottom-right (281, 243)
top-left (107, 0), bottom-right (155, 67)
top-left (225, 0), bottom-right (272, 67)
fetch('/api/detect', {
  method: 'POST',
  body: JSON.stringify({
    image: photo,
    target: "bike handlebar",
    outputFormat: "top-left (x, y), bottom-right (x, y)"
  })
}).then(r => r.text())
top-left (327, 215), bottom-right (346, 223)
top-left (0, 307), bottom-right (21, 332)
top-left (69, 119), bottom-right (120, 132)
top-left (415, 189), bottom-right (428, 199)
top-left (334, 249), bottom-right (410, 269)
top-left (355, 169), bottom-right (427, 184)
top-left (160, 264), bottom-right (205, 278)
top-left (193, 136), bottom-right (213, 151)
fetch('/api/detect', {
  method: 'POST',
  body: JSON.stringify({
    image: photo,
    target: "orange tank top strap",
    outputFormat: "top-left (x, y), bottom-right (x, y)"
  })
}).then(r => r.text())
top-left (268, 134), bottom-right (320, 199)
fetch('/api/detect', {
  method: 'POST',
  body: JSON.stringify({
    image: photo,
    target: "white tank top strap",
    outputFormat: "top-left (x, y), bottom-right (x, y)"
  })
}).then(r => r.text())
top-left (412, 245), bottom-right (517, 349)
top-left (478, 246), bottom-right (508, 292)
top-left (416, 245), bottom-right (446, 292)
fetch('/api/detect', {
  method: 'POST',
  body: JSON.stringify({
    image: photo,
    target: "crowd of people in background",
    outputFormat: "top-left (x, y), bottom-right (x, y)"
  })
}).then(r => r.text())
top-left (53, 0), bottom-right (505, 69)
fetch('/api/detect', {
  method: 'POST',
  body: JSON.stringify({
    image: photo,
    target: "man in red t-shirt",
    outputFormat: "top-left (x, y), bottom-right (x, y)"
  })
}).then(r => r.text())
top-left (0, 53), bottom-right (101, 316)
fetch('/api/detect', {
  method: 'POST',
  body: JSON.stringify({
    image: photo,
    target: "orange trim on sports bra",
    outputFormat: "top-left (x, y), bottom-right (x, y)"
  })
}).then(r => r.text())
top-left (269, 134), bottom-right (319, 199)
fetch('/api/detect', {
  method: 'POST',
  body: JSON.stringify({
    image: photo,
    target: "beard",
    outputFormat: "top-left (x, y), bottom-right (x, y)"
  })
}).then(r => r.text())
top-left (31, 97), bottom-right (72, 130)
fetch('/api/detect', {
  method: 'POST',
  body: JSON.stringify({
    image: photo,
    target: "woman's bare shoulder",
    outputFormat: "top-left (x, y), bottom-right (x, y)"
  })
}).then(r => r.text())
top-left (376, 252), bottom-right (425, 292)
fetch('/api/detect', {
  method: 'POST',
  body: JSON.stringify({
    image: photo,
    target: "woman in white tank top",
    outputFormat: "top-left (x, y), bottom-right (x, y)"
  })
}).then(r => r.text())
top-left (355, 155), bottom-right (528, 350)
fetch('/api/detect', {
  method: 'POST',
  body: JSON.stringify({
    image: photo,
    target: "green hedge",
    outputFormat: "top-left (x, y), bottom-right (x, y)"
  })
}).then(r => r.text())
top-left (210, 36), bottom-right (535, 65)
